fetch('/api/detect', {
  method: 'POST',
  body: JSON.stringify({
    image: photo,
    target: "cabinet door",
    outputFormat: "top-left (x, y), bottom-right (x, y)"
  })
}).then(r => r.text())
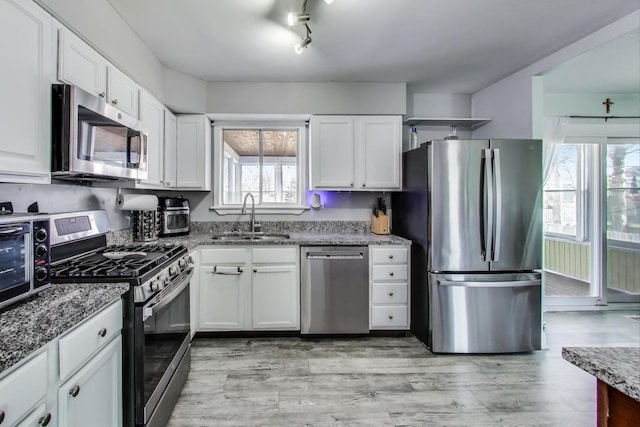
top-left (16, 402), bottom-right (51, 427)
top-left (106, 66), bottom-right (139, 117)
top-left (199, 265), bottom-right (247, 330)
top-left (252, 265), bottom-right (299, 329)
top-left (176, 115), bottom-right (211, 190)
top-left (310, 116), bottom-right (355, 189)
top-left (356, 116), bottom-right (401, 190)
top-left (163, 109), bottom-right (177, 188)
top-left (57, 28), bottom-right (107, 98)
top-left (58, 335), bottom-right (122, 427)
top-left (136, 91), bottom-right (165, 188)
top-left (0, 0), bottom-right (52, 184)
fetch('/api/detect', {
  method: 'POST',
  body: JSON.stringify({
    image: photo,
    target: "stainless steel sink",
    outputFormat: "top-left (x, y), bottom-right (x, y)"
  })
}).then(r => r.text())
top-left (211, 233), bottom-right (290, 241)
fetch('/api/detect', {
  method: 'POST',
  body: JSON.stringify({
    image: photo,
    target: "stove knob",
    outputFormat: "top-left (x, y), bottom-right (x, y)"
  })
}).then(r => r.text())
top-left (35, 228), bottom-right (48, 242)
top-left (169, 266), bottom-right (178, 277)
top-left (36, 244), bottom-right (48, 258)
top-left (150, 280), bottom-right (163, 292)
top-left (178, 259), bottom-right (187, 269)
top-left (35, 267), bottom-right (48, 282)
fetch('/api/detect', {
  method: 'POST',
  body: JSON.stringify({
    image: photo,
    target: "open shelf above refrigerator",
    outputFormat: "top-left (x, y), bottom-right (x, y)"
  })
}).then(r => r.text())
top-left (403, 117), bottom-right (492, 129)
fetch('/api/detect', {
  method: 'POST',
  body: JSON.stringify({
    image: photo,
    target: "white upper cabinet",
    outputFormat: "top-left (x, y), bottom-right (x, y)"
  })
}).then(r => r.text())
top-left (0, 0), bottom-right (53, 184)
top-left (310, 115), bottom-right (402, 191)
top-left (163, 109), bottom-right (178, 188)
top-left (310, 116), bottom-right (355, 189)
top-left (356, 116), bottom-right (402, 190)
top-left (136, 90), bottom-right (165, 188)
top-left (58, 28), bottom-right (139, 118)
top-left (174, 115), bottom-right (211, 191)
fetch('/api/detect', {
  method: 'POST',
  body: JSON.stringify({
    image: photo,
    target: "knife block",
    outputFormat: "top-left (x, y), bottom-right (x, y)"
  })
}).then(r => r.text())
top-left (371, 213), bottom-right (390, 235)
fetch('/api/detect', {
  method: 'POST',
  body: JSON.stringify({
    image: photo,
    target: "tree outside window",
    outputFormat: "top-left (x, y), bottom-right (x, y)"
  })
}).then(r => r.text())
top-left (607, 143), bottom-right (640, 244)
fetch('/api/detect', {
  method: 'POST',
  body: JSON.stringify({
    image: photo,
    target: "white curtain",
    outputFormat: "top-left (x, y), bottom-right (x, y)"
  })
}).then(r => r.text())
top-left (542, 116), bottom-right (570, 187)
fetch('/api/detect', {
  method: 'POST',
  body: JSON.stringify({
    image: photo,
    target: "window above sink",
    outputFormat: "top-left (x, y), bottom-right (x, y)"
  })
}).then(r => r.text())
top-left (211, 117), bottom-right (309, 215)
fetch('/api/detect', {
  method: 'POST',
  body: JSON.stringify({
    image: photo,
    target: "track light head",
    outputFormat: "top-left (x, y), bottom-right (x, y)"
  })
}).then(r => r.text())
top-left (294, 35), bottom-right (312, 54)
top-left (287, 11), bottom-right (310, 26)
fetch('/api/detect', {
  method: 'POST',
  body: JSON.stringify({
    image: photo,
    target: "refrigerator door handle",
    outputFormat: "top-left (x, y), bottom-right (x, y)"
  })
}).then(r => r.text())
top-left (479, 150), bottom-right (487, 261)
top-left (484, 149), bottom-right (494, 263)
top-left (438, 279), bottom-right (540, 288)
top-left (492, 148), bottom-right (502, 262)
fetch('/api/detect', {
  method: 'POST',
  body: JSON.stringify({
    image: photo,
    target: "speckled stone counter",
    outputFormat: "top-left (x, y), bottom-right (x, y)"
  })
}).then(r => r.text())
top-left (562, 347), bottom-right (640, 402)
top-left (0, 283), bottom-right (128, 374)
top-left (157, 231), bottom-right (410, 252)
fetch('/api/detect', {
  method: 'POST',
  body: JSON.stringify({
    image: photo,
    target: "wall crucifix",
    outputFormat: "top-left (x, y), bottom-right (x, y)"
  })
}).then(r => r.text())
top-left (603, 97), bottom-right (614, 114)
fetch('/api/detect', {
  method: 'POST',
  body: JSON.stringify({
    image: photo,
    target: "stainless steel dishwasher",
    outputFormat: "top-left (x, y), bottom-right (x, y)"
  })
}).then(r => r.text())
top-left (300, 246), bottom-right (369, 334)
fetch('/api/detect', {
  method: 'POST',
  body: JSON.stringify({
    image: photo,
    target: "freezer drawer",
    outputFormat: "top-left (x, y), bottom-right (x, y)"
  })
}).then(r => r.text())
top-left (429, 273), bottom-right (541, 353)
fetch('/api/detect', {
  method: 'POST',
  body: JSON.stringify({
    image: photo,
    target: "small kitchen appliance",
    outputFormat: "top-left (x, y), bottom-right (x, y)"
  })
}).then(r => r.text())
top-left (49, 210), bottom-right (193, 427)
top-left (159, 197), bottom-right (190, 237)
top-left (51, 84), bottom-right (148, 181)
top-left (0, 213), bottom-right (50, 310)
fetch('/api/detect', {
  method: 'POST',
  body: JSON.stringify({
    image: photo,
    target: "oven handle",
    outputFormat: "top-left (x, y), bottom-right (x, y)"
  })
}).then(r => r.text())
top-left (142, 267), bottom-right (193, 321)
top-left (0, 226), bottom-right (26, 236)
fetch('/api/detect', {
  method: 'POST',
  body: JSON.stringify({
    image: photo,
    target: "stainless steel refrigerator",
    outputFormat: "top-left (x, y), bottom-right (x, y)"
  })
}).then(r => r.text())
top-left (392, 139), bottom-right (542, 353)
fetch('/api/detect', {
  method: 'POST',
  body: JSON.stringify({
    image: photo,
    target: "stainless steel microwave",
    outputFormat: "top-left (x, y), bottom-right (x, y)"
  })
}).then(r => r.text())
top-left (0, 214), bottom-right (51, 310)
top-left (51, 84), bottom-right (148, 181)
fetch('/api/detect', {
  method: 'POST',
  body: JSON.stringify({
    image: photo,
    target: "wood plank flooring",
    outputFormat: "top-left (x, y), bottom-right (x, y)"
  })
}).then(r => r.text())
top-left (168, 310), bottom-right (640, 426)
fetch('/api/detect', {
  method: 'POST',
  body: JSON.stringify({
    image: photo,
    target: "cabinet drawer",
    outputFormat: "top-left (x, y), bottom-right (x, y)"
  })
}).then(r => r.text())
top-left (371, 246), bottom-right (408, 264)
top-left (59, 300), bottom-right (122, 381)
top-left (371, 306), bottom-right (408, 329)
top-left (372, 265), bottom-right (408, 281)
top-left (252, 246), bottom-right (297, 264)
top-left (200, 247), bottom-right (248, 265)
top-left (371, 283), bottom-right (408, 304)
top-left (0, 351), bottom-right (48, 426)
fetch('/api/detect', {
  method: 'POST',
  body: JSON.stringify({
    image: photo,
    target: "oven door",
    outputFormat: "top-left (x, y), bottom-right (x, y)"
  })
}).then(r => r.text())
top-left (0, 223), bottom-right (31, 309)
top-left (134, 267), bottom-right (192, 425)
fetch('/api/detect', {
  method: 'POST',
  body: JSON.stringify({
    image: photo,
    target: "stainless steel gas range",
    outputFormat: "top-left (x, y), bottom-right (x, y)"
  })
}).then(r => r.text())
top-left (49, 210), bottom-right (193, 427)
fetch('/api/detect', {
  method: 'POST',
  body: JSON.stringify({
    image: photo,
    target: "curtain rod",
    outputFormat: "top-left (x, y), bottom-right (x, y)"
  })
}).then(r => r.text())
top-left (569, 115), bottom-right (640, 120)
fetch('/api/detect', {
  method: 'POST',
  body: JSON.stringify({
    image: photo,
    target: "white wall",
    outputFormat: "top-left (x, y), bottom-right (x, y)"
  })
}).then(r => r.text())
top-left (544, 93), bottom-right (640, 116)
top-left (206, 82), bottom-right (406, 115)
top-left (472, 10), bottom-right (640, 139)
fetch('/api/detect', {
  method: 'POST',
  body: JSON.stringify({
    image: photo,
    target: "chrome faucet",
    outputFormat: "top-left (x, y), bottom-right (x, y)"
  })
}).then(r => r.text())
top-left (241, 193), bottom-right (261, 233)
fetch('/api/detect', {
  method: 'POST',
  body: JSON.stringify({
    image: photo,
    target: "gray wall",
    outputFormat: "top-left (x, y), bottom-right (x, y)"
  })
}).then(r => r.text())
top-left (472, 11), bottom-right (640, 139)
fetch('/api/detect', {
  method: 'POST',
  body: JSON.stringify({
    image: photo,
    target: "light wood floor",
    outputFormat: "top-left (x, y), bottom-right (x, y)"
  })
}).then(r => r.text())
top-left (168, 310), bottom-right (640, 426)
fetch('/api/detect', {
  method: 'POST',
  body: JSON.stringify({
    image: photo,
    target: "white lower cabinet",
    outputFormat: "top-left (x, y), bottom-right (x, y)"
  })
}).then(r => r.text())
top-left (0, 299), bottom-right (123, 427)
top-left (58, 336), bottom-right (122, 427)
top-left (198, 246), bottom-right (300, 331)
top-left (0, 351), bottom-right (49, 426)
top-left (369, 245), bottom-right (411, 330)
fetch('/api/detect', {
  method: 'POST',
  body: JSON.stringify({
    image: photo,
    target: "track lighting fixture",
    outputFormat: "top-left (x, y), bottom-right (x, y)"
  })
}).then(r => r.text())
top-left (294, 26), bottom-right (312, 54)
top-left (288, 0), bottom-right (310, 26)
top-left (290, 0), bottom-right (332, 54)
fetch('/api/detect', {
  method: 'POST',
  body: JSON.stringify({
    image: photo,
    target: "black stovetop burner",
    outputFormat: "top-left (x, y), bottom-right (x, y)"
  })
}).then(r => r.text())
top-left (52, 243), bottom-right (185, 280)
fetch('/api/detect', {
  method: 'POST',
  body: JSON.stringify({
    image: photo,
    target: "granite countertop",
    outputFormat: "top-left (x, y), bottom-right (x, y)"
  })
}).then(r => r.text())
top-left (0, 283), bottom-right (128, 375)
top-left (562, 346), bottom-right (640, 402)
top-left (157, 231), bottom-right (410, 252)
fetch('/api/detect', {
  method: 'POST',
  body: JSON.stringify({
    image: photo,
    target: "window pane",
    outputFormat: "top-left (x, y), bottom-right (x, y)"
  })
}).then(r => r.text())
top-left (607, 143), bottom-right (640, 243)
top-left (544, 191), bottom-right (577, 236)
top-left (223, 130), bottom-right (260, 205)
top-left (546, 145), bottom-right (577, 190)
top-left (544, 145), bottom-right (579, 236)
top-left (262, 164), bottom-right (275, 203)
top-left (282, 164), bottom-right (297, 203)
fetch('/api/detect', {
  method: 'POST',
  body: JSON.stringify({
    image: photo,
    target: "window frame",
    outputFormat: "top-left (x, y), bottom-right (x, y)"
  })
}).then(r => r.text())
top-left (211, 120), bottom-right (308, 215)
top-left (543, 144), bottom-right (588, 242)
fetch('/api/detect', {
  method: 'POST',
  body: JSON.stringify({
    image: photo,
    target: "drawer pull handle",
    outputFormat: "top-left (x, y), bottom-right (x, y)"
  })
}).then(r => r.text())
top-left (38, 413), bottom-right (52, 426)
top-left (98, 328), bottom-right (107, 337)
top-left (389, 255), bottom-right (394, 259)
top-left (389, 272), bottom-right (394, 277)
top-left (388, 315), bottom-right (394, 320)
top-left (112, 99), bottom-right (119, 105)
top-left (69, 385), bottom-right (80, 397)
top-left (98, 92), bottom-right (105, 98)
top-left (0, 410), bottom-right (5, 424)
top-left (389, 292), bottom-right (394, 296)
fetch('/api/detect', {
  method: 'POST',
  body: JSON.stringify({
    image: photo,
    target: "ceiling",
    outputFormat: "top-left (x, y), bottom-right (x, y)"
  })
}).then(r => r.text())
top-left (107, 0), bottom-right (640, 94)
